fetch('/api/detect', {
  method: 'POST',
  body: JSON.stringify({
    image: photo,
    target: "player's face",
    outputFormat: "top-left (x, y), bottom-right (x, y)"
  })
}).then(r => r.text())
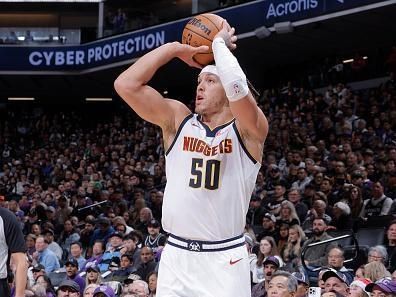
top-left (195, 73), bottom-right (227, 115)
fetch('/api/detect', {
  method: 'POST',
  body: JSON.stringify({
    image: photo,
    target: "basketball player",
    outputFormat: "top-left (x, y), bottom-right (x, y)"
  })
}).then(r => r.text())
top-left (114, 19), bottom-right (268, 297)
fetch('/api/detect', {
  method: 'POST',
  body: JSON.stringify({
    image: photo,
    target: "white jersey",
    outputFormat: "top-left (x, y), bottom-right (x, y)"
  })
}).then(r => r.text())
top-left (162, 114), bottom-right (261, 240)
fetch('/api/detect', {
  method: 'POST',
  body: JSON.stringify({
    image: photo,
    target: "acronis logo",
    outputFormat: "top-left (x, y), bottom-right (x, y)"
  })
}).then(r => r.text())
top-left (266, 0), bottom-right (319, 19)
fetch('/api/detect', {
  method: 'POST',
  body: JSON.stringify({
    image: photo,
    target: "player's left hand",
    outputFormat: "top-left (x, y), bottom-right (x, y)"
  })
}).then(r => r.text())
top-left (214, 20), bottom-right (237, 50)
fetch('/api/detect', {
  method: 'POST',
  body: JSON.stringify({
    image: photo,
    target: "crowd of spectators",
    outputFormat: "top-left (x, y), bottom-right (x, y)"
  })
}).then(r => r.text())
top-left (1, 64), bottom-right (396, 296)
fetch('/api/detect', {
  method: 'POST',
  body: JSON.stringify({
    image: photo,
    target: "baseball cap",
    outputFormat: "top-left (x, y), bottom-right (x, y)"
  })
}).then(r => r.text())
top-left (147, 219), bottom-right (160, 228)
top-left (43, 229), bottom-right (54, 236)
top-left (123, 273), bottom-right (142, 284)
top-left (32, 263), bottom-right (45, 272)
top-left (109, 231), bottom-right (124, 239)
top-left (57, 280), bottom-right (80, 293)
top-left (93, 284), bottom-right (115, 297)
top-left (350, 278), bottom-right (372, 295)
top-left (263, 213), bottom-right (276, 223)
top-left (292, 272), bottom-right (309, 286)
top-left (263, 256), bottom-right (280, 267)
top-left (65, 258), bottom-right (79, 268)
top-left (322, 269), bottom-right (351, 285)
top-left (86, 265), bottom-right (100, 273)
top-left (365, 278), bottom-right (396, 293)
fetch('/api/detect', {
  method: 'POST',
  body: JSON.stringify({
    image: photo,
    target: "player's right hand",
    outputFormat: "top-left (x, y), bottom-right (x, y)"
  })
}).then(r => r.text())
top-left (173, 42), bottom-right (209, 68)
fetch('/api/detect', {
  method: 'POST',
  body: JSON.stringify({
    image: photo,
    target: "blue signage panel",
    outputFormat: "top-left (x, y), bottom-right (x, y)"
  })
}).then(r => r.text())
top-left (0, 0), bottom-right (391, 72)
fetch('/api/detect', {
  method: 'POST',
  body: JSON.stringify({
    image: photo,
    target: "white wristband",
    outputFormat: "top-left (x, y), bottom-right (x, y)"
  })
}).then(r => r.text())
top-left (212, 37), bottom-right (249, 101)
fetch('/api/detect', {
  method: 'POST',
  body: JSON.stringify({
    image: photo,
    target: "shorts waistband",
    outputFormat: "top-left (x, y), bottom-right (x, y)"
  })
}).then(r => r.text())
top-left (167, 234), bottom-right (245, 252)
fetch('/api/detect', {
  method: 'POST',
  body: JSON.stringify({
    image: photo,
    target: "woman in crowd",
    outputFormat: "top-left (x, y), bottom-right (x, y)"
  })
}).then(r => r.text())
top-left (282, 224), bottom-right (306, 272)
top-left (85, 265), bottom-right (103, 285)
top-left (35, 275), bottom-right (56, 297)
top-left (276, 200), bottom-right (300, 227)
top-left (25, 234), bottom-right (36, 257)
top-left (147, 271), bottom-right (158, 297)
top-left (83, 284), bottom-right (99, 297)
top-left (328, 201), bottom-right (353, 231)
top-left (58, 219), bottom-right (80, 255)
top-left (364, 261), bottom-right (391, 281)
top-left (349, 278), bottom-right (372, 297)
top-left (344, 186), bottom-right (364, 220)
top-left (277, 223), bottom-right (289, 253)
top-left (254, 236), bottom-right (282, 283)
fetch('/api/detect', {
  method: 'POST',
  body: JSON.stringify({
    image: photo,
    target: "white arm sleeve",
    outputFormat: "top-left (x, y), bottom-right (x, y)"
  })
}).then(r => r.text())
top-left (212, 37), bottom-right (249, 101)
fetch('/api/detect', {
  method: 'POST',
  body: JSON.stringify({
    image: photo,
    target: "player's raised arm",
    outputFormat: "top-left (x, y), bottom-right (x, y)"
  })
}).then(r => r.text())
top-left (114, 42), bottom-right (209, 130)
top-left (212, 21), bottom-right (269, 145)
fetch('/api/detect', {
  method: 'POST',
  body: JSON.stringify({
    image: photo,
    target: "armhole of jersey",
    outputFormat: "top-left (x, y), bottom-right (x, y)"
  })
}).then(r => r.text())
top-left (165, 113), bottom-right (194, 156)
top-left (232, 122), bottom-right (257, 164)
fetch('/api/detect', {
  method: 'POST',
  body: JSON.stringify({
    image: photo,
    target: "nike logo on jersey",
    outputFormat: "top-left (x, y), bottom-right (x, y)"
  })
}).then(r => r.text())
top-left (229, 258), bottom-right (243, 265)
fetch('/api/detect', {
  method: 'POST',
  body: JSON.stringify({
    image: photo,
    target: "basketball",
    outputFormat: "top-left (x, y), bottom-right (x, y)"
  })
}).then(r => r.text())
top-left (182, 13), bottom-right (224, 65)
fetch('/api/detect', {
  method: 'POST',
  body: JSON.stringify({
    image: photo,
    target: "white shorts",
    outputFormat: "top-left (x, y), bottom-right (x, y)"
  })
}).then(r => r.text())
top-left (156, 234), bottom-right (251, 297)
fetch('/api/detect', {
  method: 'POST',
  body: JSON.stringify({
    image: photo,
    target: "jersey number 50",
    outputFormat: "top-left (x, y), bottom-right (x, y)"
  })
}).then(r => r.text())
top-left (189, 158), bottom-right (220, 190)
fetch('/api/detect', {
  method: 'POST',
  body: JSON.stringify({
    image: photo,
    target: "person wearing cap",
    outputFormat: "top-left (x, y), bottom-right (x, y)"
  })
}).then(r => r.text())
top-left (257, 213), bottom-right (278, 242)
top-left (89, 217), bottom-right (115, 247)
top-left (92, 284), bottom-right (116, 297)
top-left (85, 265), bottom-right (102, 286)
top-left (265, 164), bottom-right (284, 199)
top-left (81, 240), bottom-right (105, 273)
top-left (252, 256), bottom-right (280, 297)
top-left (65, 258), bottom-right (85, 295)
top-left (365, 278), bottom-right (396, 297)
top-left (44, 229), bottom-right (63, 261)
top-left (144, 219), bottom-right (166, 254)
top-left (98, 231), bottom-right (123, 273)
top-left (292, 272), bottom-right (309, 297)
top-left (322, 268), bottom-right (351, 297)
top-left (56, 280), bottom-right (80, 297)
top-left (265, 183), bottom-right (287, 217)
top-left (115, 16), bottom-right (268, 297)
top-left (247, 194), bottom-right (267, 227)
top-left (32, 263), bottom-right (46, 281)
top-left (349, 278), bottom-right (372, 297)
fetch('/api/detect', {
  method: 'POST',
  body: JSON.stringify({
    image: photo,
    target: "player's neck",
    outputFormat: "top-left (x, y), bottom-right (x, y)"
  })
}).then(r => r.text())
top-left (200, 109), bottom-right (233, 130)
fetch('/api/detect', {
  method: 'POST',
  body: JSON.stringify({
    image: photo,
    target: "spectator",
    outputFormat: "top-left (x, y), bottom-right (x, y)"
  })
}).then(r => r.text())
top-left (322, 269), bottom-right (351, 297)
top-left (85, 265), bottom-right (102, 285)
top-left (35, 274), bottom-right (56, 297)
top-left (257, 213), bottom-right (278, 241)
top-left (368, 245), bottom-right (388, 265)
top-left (267, 270), bottom-right (298, 297)
top-left (58, 220), bottom-right (80, 257)
top-left (143, 219), bottom-right (166, 254)
top-left (349, 278), bottom-right (372, 297)
top-left (326, 247), bottom-right (354, 284)
top-left (83, 283), bottom-right (99, 297)
top-left (136, 246), bottom-right (157, 281)
top-left (69, 242), bottom-right (86, 270)
top-left (364, 261), bottom-right (391, 282)
top-left (328, 201), bottom-right (353, 231)
top-left (81, 240), bottom-right (105, 272)
top-left (385, 220), bottom-right (396, 273)
top-left (365, 278), bottom-right (396, 297)
top-left (360, 181), bottom-right (393, 218)
top-left (302, 218), bottom-right (335, 267)
top-left (98, 231), bottom-right (123, 272)
top-left (56, 280), bottom-right (80, 297)
top-left (34, 235), bottom-right (60, 273)
top-left (127, 280), bottom-right (149, 297)
top-left (252, 256), bottom-right (280, 297)
top-left (287, 189), bottom-right (308, 223)
top-left (276, 200), bottom-right (300, 227)
top-left (292, 272), bottom-right (309, 297)
top-left (65, 258), bottom-right (85, 295)
top-left (120, 233), bottom-right (142, 270)
top-left (147, 271), bottom-right (158, 297)
top-left (44, 229), bottom-right (63, 261)
top-left (90, 218), bottom-right (114, 247)
top-left (254, 237), bottom-right (282, 283)
top-left (282, 225), bottom-right (306, 272)
top-left (247, 195), bottom-right (267, 227)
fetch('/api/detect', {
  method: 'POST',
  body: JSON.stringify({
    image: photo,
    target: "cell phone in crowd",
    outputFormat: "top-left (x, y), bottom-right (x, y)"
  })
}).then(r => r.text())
top-left (308, 287), bottom-right (322, 297)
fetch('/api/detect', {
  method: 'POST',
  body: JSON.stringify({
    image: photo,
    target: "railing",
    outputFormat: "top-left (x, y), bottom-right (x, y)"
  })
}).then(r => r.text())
top-left (301, 233), bottom-right (359, 272)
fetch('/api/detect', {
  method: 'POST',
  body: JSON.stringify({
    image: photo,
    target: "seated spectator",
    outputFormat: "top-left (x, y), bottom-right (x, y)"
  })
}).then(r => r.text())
top-left (120, 232), bottom-right (142, 270)
top-left (247, 195), bottom-right (267, 227)
top-left (111, 254), bottom-right (136, 280)
top-left (360, 181), bottom-right (393, 219)
top-left (147, 271), bottom-right (158, 297)
top-left (267, 270), bottom-right (298, 297)
top-left (56, 280), bottom-right (80, 297)
top-left (35, 274), bottom-right (56, 297)
top-left (277, 223), bottom-right (289, 253)
top-left (292, 272), bottom-right (309, 297)
top-left (252, 256), bottom-right (280, 297)
top-left (349, 278), bottom-right (372, 297)
top-left (365, 278), bottom-right (396, 297)
top-left (93, 284), bottom-right (116, 297)
top-left (385, 220), bottom-right (396, 273)
top-left (292, 167), bottom-right (312, 193)
top-left (81, 240), bottom-right (105, 272)
top-left (326, 247), bottom-right (354, 284)
top-left (43, 229), bottom-right (62, 261)
top-left (143, 219), bottom-right (166, 254)
top-left (276, 200), bottom-right (300, 228)
top-left (127, 280), bottom-right (149, 297)
top-left (364, 261), bottom-right (391, 282)
top-left (90, 218), bottom-right (115, 247)
top-left (368, 245), bottom-right (388, 265)
top-left (34, 235), bottom-right (60, 274)
top-left (328, 201), bottom-right (353, 231)
top-left (265, 183), bottom-right (287, 216)
top-left (302, 200), bottom-right (332, 233)
top-left (135, 247), bottom-right (157, 282)
top-left (257, 213), bottom-right (278, 242)
top-left (69, 242), bottom-right (86, 270)
top-left (302, 218), bottom-right (336, 268)
top-left (322, 268), bottom-right (351, 297)
top-left (287, 189), bottom-right (308, 223)
top-left (282, 225), bottom-right (306, 272)
top-left (98, 231), bottom-right (123, 273)
top-left (83, 283), bottom-right (99, 297)
top-left (85, 265), bottom-right (102, 285)
top-left (65, 258), bottom-right (85, 295)
top-left (254, 237), bottom-right (282, 283)
top-left (58, 219), bottom-right (80, 257)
